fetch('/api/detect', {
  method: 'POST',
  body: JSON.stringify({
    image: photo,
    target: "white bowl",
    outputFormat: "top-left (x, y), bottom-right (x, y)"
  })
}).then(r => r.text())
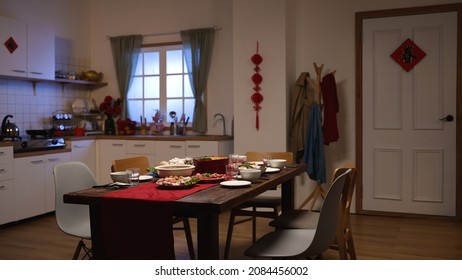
top-left (110, 171), bottom-right (129, 183)
top-left (268, 159), bottom-right (287, 168)
top-left (239, 168), bottom-right (261, 182)
top-left (155, 164), bottom-right (195, 178)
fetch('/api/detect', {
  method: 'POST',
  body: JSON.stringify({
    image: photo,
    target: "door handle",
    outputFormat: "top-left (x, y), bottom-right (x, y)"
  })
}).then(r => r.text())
top-left (439, 115), bottom-right (454, 122)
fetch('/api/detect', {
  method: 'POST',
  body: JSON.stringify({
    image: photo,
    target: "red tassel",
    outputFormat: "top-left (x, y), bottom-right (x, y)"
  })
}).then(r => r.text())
top-left (256, 111), bottom-right (259, 130)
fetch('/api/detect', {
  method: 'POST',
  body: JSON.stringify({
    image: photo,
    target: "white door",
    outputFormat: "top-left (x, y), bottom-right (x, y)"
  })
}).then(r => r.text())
top-left (362, 12), bottom-right (457, 216)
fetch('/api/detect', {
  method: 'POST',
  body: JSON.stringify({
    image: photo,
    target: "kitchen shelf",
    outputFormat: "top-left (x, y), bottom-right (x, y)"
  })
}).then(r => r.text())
top-left (0, 74), bottom-right (108, 93)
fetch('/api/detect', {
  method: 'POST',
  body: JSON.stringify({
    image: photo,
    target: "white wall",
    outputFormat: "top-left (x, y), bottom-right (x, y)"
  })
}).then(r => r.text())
top-left (233, 0), bottom-right (288, 153)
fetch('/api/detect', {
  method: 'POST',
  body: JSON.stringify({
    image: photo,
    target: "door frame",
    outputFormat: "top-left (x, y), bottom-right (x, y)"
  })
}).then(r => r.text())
top-left (355, 4), bottom-right (462, 220)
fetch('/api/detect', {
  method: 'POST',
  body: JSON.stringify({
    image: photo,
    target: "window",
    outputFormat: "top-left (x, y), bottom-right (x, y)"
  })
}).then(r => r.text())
top-left (127, 44), bottom-right (194, 125)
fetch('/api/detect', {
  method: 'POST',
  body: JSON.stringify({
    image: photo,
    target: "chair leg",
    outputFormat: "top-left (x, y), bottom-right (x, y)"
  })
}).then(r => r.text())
top-left (72, 240), bottom-right (84, 260)
top-left (182, 218), bottom-right (195, 260)
top-left (224, 211), bottom-right (237, 259)
top-left (345, 231), bottom-right (357, 260)
top-left (251, 207), bottom-right (257, 243)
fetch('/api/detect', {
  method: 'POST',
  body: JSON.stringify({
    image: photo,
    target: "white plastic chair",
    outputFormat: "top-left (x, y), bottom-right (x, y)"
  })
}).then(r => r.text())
top-left (244, 169), bottom-right (351, 259)
top-left (54, 161), bottom-right (95, 259)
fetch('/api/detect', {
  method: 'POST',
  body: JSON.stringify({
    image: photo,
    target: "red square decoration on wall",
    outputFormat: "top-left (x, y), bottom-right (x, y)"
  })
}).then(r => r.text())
top-left (4, 37), bottom-right (18, 54)
top-left (390, 38), bottom-right (426, 72)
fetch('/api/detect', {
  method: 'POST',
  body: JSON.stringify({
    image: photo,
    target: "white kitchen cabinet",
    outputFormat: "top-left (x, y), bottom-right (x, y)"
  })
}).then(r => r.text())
top-left (14, 152), bottom-right (71, 221)
top-left (97, 139), bottom-right (127, 183)
top-left (155, 141), bottom-right (185, 164)
top-left (26, 23), bottom-right (55, 80)
top-left (0, 16), bottom-right (26, 77)
top-left (0, 16), bottom-right (54, 79)
top-left (186, 140), bottom-right (233, 158)
top-left (44, 153), bottom-right (71, 212)
top-left (126, 140), bottom-right (156, 168)
top-left (70, 139), bottom-right (96, 174)
top-left (0, 146), bottom-right (15, 225)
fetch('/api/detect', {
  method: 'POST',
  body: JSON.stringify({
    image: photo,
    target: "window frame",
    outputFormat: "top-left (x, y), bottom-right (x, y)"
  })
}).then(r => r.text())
top-left (126, 42), bottom-right (197, 126)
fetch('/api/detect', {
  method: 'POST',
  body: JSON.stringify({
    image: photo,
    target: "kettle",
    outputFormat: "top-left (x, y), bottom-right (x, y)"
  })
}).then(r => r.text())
top-left (1, 115), bottom-right (20, 138)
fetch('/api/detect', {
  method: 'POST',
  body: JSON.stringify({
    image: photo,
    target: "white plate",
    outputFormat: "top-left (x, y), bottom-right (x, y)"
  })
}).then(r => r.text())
top-left (139, 175), bottom-right (153, 181)
top-left (220, 180), bottom-right (252, 187)
top-left (72, 98), bottom-right (87, 114)
top-left (265, 167), bottom-right (280, 173)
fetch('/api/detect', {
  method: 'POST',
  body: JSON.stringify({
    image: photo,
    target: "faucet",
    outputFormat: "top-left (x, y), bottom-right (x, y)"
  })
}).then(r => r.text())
top-left (213, 113), bottom-right (226, 136)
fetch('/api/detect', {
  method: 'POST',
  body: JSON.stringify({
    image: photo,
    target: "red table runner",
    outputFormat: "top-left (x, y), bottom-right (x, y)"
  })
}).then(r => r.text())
top-left (100, 182), bottom-right (216, 260)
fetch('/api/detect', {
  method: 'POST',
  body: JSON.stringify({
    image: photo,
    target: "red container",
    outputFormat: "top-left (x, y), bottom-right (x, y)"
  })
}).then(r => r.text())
top-left (74, 127), bottom-right (85, 136)
top-left (193, 156), bottom-right (228, 174)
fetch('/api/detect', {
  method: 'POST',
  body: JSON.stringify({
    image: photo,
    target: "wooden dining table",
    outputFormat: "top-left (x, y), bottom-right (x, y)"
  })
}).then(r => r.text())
top-left (63, 164), bottom-right (306, 260)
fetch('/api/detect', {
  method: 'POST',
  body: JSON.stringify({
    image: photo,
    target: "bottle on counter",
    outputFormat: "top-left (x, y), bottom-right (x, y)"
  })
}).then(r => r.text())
top-left (170, 122), bottom-right (175, 135)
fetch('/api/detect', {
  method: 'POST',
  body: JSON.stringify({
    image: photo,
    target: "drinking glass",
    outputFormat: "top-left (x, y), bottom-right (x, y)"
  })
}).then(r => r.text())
top-left (229, 154), bottom-right (239, 164)
top-left (126, 168), bottom-right (140, 187)
top-left (262, 155), bottom-right (272, 167)
top-left (225, 164), bottom-right (239, 180)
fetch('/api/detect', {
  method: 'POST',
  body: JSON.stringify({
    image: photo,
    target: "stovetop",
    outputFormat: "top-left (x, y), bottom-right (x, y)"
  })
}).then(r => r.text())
top-left (11, 137), bottom-right (66, 153)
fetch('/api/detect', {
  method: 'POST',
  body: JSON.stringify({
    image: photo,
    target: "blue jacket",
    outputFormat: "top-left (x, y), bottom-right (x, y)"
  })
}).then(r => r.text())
top-left (304, 102), bottom-right (326, 183)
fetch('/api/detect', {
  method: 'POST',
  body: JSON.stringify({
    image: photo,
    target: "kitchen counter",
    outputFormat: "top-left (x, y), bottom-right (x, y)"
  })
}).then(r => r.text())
top-left (67, 134), bottom-right (233, 141)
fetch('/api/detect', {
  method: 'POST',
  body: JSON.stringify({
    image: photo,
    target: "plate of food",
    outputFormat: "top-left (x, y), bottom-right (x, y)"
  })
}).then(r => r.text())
top-left (156, 176), bottom-right (199, 189)
top-left (194, 173), bottom-right (226, 183)
top-left (220, 180), bottom-right (252, 188)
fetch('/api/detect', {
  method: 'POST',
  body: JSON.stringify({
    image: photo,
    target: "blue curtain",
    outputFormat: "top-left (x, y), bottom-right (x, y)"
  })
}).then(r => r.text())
top-left (180, 28), bottom-right (215, 133)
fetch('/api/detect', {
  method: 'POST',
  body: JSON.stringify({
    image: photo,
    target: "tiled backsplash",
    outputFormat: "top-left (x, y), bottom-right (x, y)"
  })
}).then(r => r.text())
top-left (0, 56), bottom-right (92, 138)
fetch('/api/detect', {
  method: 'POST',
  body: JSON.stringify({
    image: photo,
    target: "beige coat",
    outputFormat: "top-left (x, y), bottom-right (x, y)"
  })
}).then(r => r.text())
top-left (289, 72), bottom-right (315, 163)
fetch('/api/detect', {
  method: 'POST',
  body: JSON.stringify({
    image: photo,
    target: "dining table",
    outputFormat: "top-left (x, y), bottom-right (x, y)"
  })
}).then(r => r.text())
top-left (63, 163), bottom-right (306, 260)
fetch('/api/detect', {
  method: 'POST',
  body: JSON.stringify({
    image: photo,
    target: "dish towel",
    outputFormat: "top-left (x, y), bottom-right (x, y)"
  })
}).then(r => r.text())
top-left (100, 182), bottom-right (216, 260)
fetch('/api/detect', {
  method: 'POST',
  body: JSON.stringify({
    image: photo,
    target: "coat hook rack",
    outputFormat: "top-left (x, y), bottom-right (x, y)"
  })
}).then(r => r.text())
top-left (300, 62), bottom-right (337, 211)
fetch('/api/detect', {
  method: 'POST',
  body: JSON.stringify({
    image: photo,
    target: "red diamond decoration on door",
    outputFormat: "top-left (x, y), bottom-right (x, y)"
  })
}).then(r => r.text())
top-left (4, 37), bottom-right (19, 54)
top-left (390, 38), bottom-right (426, 72)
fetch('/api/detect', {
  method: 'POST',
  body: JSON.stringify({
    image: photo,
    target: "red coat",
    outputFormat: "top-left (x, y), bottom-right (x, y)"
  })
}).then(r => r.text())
top-left (320, 73), bottom-right (339, 144)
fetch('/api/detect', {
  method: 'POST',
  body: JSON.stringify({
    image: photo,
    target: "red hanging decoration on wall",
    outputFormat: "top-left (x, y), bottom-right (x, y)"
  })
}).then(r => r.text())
top-left (251, 41), bottom-right (263, 130)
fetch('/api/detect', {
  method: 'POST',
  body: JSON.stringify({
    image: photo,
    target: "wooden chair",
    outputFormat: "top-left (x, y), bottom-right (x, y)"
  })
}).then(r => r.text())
top-left (268, 163), bottom-right (357, 259)
top-left (111, 156), bottom-right (150, 173)
top-left (111, 156), bottom-right (196, 259)
top-left (244, 169), bottom-right (352, 259)
top-left (223, 151), bottom-right (293, 259)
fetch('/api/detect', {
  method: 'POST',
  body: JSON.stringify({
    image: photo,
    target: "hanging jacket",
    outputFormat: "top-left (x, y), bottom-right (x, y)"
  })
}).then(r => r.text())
top-left (289, 72), bottom-right (315, 163)
top-left (304, 102), bottom-right (326, 183)
top-left (320, 72), bottom-right (339, 145)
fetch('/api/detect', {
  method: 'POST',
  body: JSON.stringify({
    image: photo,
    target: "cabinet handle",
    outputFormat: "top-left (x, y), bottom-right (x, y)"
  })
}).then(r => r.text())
top-left (29, 71), bottom-right (43, 75)
top-left (187, 145), bottom-right (201, 148)
top-left (12, 70), bottom-right (26, 73)
top-left (48, 158), bottom-right (60, 162)
top-left (169, 145), bottom-right (183, 148)
top-left (112, 144), bottom-right (124, 147)
top-left (0, 168), bottom-right (5, 173)
top-left (73, 144), bottom-right (85, 148)
top-left (0, 152), bottom-right (4, 155)
top-left (134, 144), bottom-right (146, 147)
top-left (31, 160), bottom-right (44, 164)
top-left (0, 185), bottom-right (5, 190)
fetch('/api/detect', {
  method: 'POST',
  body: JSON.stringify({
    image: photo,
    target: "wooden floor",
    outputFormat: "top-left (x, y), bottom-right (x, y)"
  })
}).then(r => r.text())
top-left (1, 212), bottom-right (462, 260)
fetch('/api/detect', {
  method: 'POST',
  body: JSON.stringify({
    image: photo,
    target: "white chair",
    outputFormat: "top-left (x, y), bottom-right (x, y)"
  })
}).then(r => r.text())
top-left (54, 161), bottom-right (95, 259)
top-left (244, 169), bottom-right (351, 259)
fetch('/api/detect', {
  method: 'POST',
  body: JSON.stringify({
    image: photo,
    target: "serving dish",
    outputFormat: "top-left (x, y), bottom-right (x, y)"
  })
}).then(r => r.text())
top-left (155, 165), bottom-right (195, 177)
